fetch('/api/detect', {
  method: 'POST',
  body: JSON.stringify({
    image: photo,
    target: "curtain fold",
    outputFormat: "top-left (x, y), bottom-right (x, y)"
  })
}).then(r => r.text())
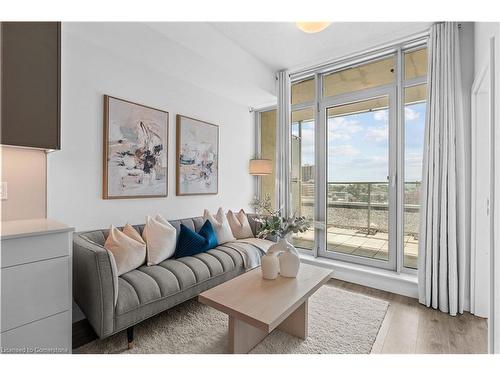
top-left (418, 22), bottom-right (466, 316)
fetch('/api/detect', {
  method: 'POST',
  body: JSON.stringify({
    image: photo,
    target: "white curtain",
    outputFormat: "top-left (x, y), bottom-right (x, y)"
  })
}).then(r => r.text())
top-left (418, 22), bottom-right (467, 316)
top-left (276, 70), bottom-right (291, 213)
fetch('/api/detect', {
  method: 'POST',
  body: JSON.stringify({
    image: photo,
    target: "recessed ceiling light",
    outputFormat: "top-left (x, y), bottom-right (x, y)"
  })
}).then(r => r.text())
top-left (296, 22), bottom-right (331, 34)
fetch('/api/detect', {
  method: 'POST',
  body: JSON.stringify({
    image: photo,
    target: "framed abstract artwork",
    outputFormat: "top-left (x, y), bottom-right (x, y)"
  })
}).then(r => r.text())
top-left (176, 114), bottom-right (219, 195)
top-left (103, 95), bottom-right (168, 199)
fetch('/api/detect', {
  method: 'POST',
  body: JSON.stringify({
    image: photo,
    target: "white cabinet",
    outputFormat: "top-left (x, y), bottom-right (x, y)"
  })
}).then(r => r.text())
top-left (1, 219), bottom-right (73, 354)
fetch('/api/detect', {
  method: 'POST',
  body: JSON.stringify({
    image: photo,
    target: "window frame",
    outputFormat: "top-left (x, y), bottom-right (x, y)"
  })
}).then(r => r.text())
top-left (318, 86), bottom-right (398, 271)
top-left (399, 45), bottom-right (429, 274)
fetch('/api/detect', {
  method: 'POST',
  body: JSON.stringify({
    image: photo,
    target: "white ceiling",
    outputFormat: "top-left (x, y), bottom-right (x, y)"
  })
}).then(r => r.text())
top-left (210, 22), bottom-right (433, 72)
top-left (66, 22), bottom-right (433, 108)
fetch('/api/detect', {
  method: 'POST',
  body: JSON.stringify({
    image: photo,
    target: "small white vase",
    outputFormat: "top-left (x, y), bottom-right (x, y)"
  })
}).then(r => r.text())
top-left (278, 238), bottom-right (300, 278)
top-left (261, 253), bottom-right (279, 280)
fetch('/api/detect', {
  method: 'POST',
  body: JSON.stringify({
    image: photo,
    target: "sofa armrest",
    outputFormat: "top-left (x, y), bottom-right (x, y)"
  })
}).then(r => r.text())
top-left (73, 234), bottom-right (116, 338)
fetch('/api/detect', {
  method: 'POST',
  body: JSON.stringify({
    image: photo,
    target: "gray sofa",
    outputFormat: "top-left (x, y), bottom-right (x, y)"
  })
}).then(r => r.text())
top-left (73, 214), bottom-right (262, 348)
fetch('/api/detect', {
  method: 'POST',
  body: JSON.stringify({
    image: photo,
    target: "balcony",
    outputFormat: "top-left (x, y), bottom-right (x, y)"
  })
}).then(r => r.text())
top-left (291, 181), bottom-right (420, 269)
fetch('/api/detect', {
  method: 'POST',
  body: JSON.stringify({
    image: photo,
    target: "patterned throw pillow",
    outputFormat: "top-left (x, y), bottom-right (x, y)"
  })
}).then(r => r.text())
top-left (174, 220), bottom-right (218, 258)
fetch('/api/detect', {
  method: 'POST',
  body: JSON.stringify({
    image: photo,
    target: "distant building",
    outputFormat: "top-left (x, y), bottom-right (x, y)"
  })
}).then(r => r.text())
top-left (301, 183), bottom-right (315, 198)
top-left (302, 164), bottom-right (315, 182)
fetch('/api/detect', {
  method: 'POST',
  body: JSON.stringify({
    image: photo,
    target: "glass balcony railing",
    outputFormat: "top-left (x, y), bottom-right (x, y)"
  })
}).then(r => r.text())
top-left (290, 181), bottom-right (420, 268)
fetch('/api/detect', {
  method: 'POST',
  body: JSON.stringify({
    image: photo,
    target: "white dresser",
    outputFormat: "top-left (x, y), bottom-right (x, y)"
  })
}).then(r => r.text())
top-left (1, 219), bottom-right (73, 354)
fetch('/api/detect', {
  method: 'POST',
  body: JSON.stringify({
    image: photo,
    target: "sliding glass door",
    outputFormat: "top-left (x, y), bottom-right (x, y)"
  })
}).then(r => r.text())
top-left (318, 88), bottom-right (397, 269)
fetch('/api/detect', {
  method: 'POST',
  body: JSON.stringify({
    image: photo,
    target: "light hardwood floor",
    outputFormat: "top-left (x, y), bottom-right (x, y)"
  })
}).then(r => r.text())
top-left (330, 279), bottom-right (488, 354)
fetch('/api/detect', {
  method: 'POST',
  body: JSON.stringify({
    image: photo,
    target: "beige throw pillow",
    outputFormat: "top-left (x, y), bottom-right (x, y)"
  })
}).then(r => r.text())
top-left (227, 209), bottom-right (254, 239)
top-left (203, 207), bottom-right (236, 244)
top-left (104, 225), bottom-right (146, 276)
top-left (142, 215), bottom-right (177, 265)
top-left (123, 224), bottom-right (144, 243)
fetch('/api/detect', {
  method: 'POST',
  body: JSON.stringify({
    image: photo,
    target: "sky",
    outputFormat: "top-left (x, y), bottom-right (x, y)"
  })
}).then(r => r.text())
top-left (294, 102), bottom-right (426, 183)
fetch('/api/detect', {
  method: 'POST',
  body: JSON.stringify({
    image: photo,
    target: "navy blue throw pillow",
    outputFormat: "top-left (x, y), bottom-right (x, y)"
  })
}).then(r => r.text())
top-left (174, 220), bottom-right (218, 258)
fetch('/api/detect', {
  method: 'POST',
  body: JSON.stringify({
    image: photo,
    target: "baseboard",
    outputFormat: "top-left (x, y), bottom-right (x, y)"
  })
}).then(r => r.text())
top-left (300, 254), bottom-right (419, 299)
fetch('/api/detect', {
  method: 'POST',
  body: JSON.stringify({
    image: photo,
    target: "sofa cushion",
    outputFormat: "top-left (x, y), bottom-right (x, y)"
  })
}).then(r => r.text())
top-left (104, 225), bottom-right (146, 276)
top-left (174, 220), bottom-right (218, 258)
top-left (227, 209), bottom-right (254, 239)
top-left (203, 208), bottom-right (236, 244)
top-left (115, 246), bottom-right (245, 315)
top-left (142, 215), bottom-right (177, 266)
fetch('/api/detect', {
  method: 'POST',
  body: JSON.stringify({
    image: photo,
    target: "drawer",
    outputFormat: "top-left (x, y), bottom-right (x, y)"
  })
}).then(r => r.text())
top-left (1, 257), bottom-right (70, 332)
top-left (1, 232), bottom-right (70, 268)
top-left (1, 310), bottom-right (71, 354)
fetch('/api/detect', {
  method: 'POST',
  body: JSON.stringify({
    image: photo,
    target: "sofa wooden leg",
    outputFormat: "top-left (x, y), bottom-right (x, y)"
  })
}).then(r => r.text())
top-left (127, 326), bottom-right (134, 350)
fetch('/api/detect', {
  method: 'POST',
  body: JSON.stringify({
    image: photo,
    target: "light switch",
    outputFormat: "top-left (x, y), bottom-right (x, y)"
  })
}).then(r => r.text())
top-left (1, 182), bottom-right (7, 200)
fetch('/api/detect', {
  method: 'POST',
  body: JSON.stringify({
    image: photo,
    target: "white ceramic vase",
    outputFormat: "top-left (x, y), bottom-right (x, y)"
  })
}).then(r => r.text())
top-left (261, 253), bottom-right (279, 280)
top-left (261, 236), bottom-right (288, 279)
top-left (278, 238), bottom-right (300, 278)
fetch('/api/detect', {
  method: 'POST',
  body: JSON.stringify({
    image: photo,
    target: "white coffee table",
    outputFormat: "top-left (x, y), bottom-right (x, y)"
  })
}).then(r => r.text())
top-left (198, 263), bottom-right (332, 353)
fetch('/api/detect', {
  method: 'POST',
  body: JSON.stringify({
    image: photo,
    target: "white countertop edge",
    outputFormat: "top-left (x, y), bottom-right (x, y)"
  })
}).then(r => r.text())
top-left (1, 218), bottom-right (74, 240)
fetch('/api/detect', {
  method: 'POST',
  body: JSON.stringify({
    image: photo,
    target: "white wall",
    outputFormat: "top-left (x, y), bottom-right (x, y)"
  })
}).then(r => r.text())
top-left (1, 146), bottom-right (46, 221)
top-left (47, 24), bottom-right (258, 231)
top-left (474, 22), bottom-right (500, 353)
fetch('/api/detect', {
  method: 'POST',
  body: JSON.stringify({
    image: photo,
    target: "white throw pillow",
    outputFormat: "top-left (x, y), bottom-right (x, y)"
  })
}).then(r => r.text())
top-left (203, 207), bottom-right (236, 244)
top-left (142, 215), bottom-right (177, 265)
top-left (227, 209), bottom-right (254, 239)
top-left (104, 224), bottom-right (146, 276)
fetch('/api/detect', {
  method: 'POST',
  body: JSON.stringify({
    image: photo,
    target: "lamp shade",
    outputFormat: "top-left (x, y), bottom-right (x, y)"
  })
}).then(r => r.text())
top-left (249, 159), bottom-right (273, 176)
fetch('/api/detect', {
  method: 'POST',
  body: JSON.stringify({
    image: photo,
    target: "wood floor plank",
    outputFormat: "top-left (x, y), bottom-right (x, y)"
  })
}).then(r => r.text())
top-left (380, 298), bottom-right (420, 353)
top-left (416, 308), bottom-right (451, 353)
top-left (370, 303), bottom-right (394, 354)
top-left (329, 279), bottom-right (488, 354)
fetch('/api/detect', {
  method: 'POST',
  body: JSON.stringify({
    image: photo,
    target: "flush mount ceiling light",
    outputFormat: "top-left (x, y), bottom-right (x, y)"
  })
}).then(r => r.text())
top-left (296, 22), bottom-right (331, 34)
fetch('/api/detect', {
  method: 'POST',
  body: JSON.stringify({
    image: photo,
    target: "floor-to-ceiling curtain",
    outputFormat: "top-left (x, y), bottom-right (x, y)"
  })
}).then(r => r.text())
top-left (418, 22), bottom-right (466, 316)
top-left (276, 70), bottom-right (291, 214)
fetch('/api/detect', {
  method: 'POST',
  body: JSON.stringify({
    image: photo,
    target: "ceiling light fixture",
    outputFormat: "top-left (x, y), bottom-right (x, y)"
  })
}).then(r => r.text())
top-left (296, 22), bottom-right (331, 34)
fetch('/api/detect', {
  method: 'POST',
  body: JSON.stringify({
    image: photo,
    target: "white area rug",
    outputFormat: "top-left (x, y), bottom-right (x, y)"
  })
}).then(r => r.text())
top-left (76, 284), bottom-right (389, 354)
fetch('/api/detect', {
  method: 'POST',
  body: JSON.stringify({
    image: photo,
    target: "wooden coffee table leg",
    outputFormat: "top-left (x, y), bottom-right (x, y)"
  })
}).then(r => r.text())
top-left (277, 300), bottom-right (308, 339)
top-left (228, 316), bottom-right (268, 354)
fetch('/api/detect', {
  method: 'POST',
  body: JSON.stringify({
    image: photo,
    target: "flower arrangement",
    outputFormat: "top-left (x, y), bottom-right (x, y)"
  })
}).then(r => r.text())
top-left (250, 194), bottom-right (311, 239)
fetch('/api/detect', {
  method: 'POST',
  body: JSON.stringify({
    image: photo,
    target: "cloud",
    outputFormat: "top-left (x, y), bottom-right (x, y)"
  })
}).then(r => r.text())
top-left (405, 107), bottom-right (420, 121)
top-left (351, 155), bottom-right (388, 168)
top-left (329, 144), bottom-right (361, 157)
top-left (328, 154), bottom-right (389, 181)
top-left (373, 109), bottom-right (388, 122)
top-left (365, 124), bottom-right (388, 142)
top-left (328, 117), bottom-right (362, 141)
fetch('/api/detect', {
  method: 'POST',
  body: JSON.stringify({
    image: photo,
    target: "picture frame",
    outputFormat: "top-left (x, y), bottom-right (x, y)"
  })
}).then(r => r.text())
top-left (103, 95), bottom-right (169, 199)
top-left (176, 114), bottom-right (219, 196)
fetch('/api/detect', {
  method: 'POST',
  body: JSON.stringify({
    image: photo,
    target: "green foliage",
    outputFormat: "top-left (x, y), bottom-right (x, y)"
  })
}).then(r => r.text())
top-left (250, 194), bottom-right (311, 239)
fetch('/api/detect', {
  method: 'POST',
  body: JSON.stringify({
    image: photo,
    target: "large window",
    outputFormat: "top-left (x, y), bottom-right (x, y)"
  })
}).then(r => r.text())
top-left (297, 45), bottom-right (426, 271)
top-left (257, 42), bottom-right (427, 272)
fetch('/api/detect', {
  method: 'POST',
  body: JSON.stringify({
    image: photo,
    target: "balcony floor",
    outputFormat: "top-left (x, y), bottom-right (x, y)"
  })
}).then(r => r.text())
top-left (293, 227), bottom-right (418, 269)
